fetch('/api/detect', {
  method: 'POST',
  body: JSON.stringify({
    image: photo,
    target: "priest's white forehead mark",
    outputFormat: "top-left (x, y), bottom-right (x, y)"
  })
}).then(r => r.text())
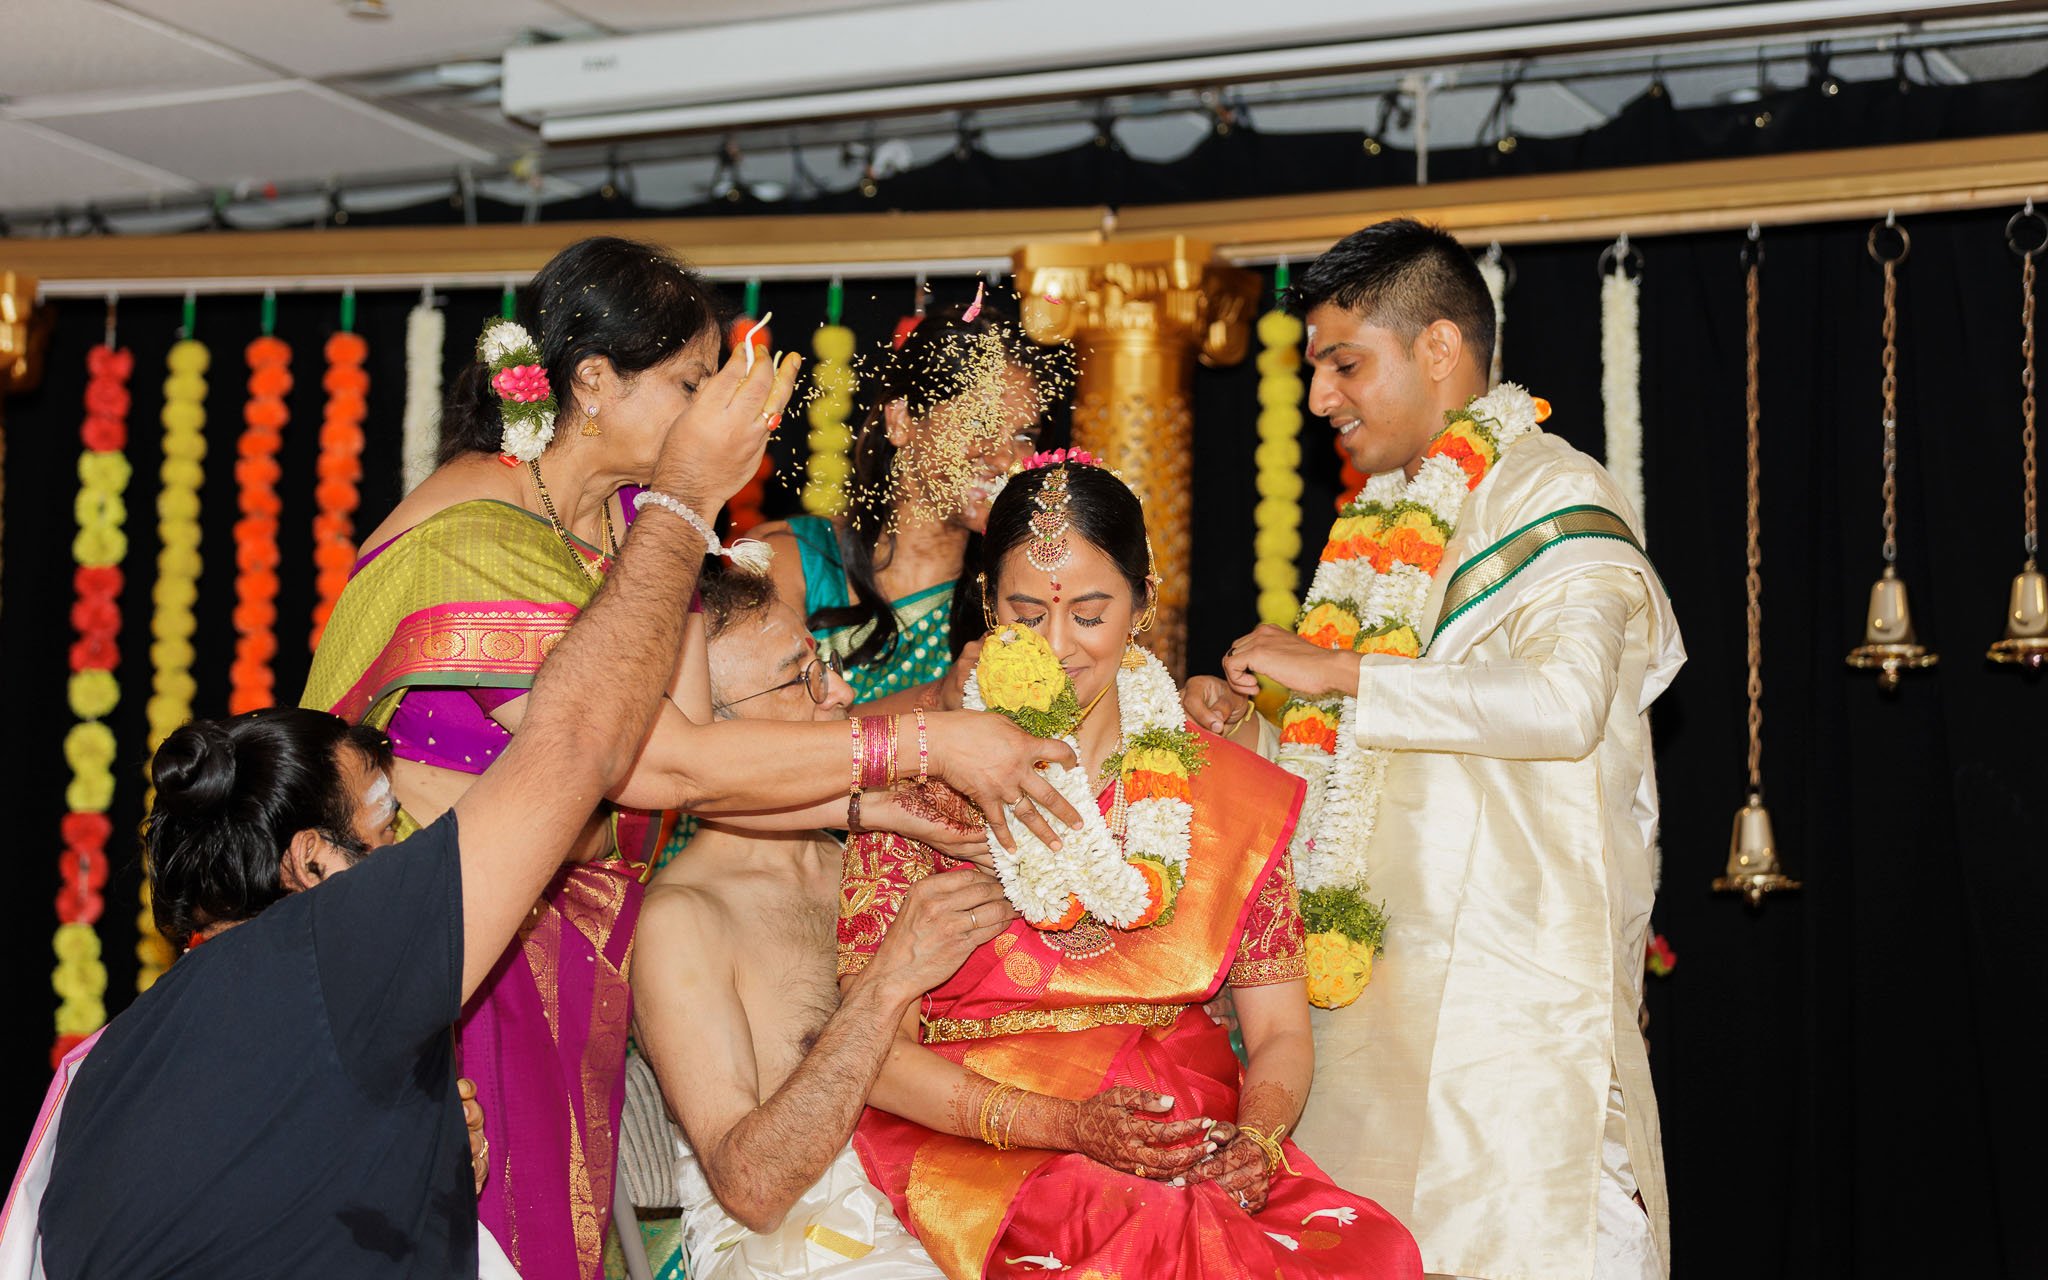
top-left (363, 772), bottom-right (396, 819)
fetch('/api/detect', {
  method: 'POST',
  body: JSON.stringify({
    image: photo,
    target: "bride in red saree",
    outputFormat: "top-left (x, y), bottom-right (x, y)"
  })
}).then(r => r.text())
top-left (838, 459), bottom-right (1420, 1279)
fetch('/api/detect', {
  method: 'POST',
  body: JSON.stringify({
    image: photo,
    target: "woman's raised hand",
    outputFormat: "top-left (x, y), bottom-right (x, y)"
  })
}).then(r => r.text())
top-left (924, 711), bottom-right (1082, 853)
top-left (652, 344), bottom-right (801, 516)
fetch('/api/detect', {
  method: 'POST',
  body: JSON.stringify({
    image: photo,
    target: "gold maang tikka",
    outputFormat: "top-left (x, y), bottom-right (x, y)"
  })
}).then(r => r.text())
top-left (1026, 465), bottom-right (1076, 597)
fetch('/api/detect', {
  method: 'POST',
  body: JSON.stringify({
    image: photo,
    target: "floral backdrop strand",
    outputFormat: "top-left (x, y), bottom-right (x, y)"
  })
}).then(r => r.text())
top-left (401, 290), bottom-right (443, 493)
top-left (1601, 237), bottom-right (1647, 531)
top-left (802, 276), bottom-right (856, 517)
top-left (231, 293), bottom-right (288, 713)
top-left (312, 294), bottom-right (368, 650)
top-left (1478, 244), bottom-right (1509, 390)
top-left (1254, 267), bottom-right (1308, 663)
top-left (726, 279), bottom-right (773, 533)
top-left (141, 305), bottom-right (208, 991)
top-left (53, 335), bottom-right (132, 1064)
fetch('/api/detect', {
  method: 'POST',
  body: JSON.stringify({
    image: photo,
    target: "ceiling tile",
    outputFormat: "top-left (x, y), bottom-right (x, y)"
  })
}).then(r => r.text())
top-left (0, 0), bottom-right (269, 98)
top-left (33, 84), bottom-right (491, 189)
top-left (115, 0), bottom-right (575, 78)
top-left (0, 119), bottom-right (197, 212)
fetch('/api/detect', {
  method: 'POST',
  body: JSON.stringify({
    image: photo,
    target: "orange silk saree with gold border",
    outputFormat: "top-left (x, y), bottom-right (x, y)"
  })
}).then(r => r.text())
top-left (838, 730), bottom-right (1421, 1280)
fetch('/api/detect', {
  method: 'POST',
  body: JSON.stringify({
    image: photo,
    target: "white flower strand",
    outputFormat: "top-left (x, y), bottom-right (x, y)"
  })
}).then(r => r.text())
top-left (964, 647), bottom-right (1194, 929)
top-left (1285, 384), bottom-right (1542, 899)
top-left (1601, 264), bottom-right (1646, 536)
top-left (1478, 250), bottom-right (1508, 390)
top-left (401, 301), bottom-right (444, 493)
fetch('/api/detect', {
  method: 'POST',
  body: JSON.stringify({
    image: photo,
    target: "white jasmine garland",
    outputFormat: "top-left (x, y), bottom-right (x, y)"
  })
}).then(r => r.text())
top-left (401, 302), bottom-right (444, 493)
top-left (1601, 265), bottom-right (1645, 534)
top-left (1283, 384), bottom-right (1544, 903)
top-left (964, 645), bottom-right (1198, 930)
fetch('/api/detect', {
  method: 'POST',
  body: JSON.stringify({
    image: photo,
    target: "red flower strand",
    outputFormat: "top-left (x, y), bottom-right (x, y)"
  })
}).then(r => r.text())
top-left (311, 332), bottom-right (368, 649)
top-left (231, 335), bottom-right (289, 714)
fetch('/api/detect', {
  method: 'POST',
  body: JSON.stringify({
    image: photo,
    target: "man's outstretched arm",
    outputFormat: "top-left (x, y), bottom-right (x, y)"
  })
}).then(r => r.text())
top-left (1223, 568), bottom-right (1644, 762)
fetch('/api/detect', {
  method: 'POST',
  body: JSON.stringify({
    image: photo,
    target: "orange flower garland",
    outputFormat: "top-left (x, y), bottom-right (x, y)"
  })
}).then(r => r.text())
top-left (232, 331), bottom-right (289, 713)
top-left (311, 327), bottom-right (369, 649)
top-left (54, 342), bottom-right (131, 1065)
top-left (725, 310), bottom-right (772, 533)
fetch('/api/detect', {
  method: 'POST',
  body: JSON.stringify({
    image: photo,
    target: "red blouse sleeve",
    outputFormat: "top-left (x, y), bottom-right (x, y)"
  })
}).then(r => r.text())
top-left (837, 830), bottom-right (938, 977)
top-left (1227, 849), bottom-right (1308, 987)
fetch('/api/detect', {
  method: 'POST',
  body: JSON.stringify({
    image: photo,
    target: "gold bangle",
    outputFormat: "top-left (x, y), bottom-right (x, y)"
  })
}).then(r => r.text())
top-left (978, 1081), bottom-right (1018, 1150)
top-left (1238, 1123), bottom-right (1298, 1178)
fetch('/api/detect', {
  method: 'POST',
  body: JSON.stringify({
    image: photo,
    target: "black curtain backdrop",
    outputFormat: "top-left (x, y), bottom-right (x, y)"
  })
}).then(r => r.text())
top-left (4, 211), bottom-right (2045, 1276)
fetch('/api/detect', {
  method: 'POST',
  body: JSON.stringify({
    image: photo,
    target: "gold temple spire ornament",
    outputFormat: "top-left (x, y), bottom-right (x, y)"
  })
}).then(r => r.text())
top-left (1013, 237), bottom-right (1259, 676)
top-left (1846, 215), bottom-right (1939, 690)
top-left (1717, 230), bottom-right (1801, 906)
top-left (1989, 200), bottom-right (2048, 668)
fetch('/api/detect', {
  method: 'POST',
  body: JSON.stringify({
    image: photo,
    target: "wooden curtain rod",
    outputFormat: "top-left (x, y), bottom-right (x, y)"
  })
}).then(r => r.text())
top-left (8, 132), bottom-right (2046, 287)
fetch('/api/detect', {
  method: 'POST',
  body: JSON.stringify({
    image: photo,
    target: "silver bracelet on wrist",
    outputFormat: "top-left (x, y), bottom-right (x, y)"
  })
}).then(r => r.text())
top-left (633, 489), bottom-right (774, 575)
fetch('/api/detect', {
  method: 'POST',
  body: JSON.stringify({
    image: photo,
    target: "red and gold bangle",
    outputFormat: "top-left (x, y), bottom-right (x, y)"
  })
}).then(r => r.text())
top-left (913, 708), bottom-right (930, 785)
top-left (857, 714), bottom-right (897, 790)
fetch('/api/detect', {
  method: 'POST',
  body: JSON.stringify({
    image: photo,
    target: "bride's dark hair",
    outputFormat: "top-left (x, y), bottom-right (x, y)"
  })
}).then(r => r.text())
top-left (964, 462), bottom-right (1152, 629)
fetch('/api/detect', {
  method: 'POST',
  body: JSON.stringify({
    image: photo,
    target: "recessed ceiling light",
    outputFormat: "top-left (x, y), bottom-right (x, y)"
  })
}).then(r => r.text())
top-left (345, 0), bottom-right (391, 19)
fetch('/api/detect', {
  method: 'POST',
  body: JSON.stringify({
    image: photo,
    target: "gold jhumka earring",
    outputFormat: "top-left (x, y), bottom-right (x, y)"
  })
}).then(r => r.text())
top-left (1989, 200), bottom-right (2048, 667)
top-left (1716, 228), bottom-right (1801, 907)
top-left (1845, 214), bottom-right (1939, 690)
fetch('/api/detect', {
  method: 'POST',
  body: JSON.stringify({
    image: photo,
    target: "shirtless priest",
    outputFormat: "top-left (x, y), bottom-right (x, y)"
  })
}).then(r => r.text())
top-left (631, 572), bottom-right (1010, 1278)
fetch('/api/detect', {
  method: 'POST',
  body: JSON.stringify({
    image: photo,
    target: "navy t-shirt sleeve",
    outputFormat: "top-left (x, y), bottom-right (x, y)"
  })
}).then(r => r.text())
top-left (308, 812), bottom-right (464, 1094)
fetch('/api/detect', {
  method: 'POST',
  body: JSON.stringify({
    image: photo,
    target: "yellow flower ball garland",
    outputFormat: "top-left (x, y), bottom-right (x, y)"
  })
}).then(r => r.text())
top-left (801, 278), bottom-right (855, 517)
top-left (140, 325), bottom-right (210, 988)
top-left (54, 340), bottom-right (134, 1064)
top-left (1253, 298), bottom-right (1306, 627)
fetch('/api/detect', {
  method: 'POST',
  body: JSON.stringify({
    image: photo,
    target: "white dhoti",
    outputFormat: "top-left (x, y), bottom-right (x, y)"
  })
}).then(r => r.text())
top-left (675, 1134), bottom-right (940, 1280)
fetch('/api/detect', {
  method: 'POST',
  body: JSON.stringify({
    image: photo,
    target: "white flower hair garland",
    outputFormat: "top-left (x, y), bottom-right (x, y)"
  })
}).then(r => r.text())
top-left (477, 319), bottom-right (557, 462)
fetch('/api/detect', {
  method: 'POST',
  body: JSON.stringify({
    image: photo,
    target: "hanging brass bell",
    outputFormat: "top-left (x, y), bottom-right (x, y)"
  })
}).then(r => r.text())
top-left (1845, 566), bottom-right (1939, 690)
top-left (1713, 794), bottom-right (1801, 906)
top-left (1987, 560), bottom-right (2048, 667)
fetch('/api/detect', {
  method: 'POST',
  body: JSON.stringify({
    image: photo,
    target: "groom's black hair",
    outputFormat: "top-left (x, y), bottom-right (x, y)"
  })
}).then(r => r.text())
top-left (1287, 218), bottom-right (1496, 370)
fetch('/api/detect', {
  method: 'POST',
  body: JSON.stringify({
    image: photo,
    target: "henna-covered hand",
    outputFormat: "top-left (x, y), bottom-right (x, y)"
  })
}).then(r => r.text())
top-left (1064, 1087), bottom-right (1215, 1181)
top-left (867, 780), bottom-right (991, 868)
top-left (1182, 1123), bottom-right (1273, 1213)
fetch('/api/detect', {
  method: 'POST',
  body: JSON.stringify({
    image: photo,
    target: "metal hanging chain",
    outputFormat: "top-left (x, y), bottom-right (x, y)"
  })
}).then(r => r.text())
top-left (1869, 218), bottom-right (1910, 566)
top-left (2024, 250), bottom-right (2039, 558)
top-left (2013, 199), bottom-right (2045, 560)
top-left (1743, 241), bottom-right (1765, 795)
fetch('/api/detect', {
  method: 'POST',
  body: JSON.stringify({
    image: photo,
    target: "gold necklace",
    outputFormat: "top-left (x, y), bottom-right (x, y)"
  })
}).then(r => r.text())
top-left (528, 458), bottom-right (617, 581)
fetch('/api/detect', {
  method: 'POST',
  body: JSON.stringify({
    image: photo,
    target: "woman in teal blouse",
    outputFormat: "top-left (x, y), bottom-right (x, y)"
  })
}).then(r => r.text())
top-left (757, 302), bottom-right (1051, 709)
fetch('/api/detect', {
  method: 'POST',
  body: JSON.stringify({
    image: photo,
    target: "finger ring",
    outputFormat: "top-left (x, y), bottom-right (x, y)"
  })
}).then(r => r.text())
top-left (760, 406), bottom-right (778, 422)
top-left (1135, 1164), bottom-right (1148, 1179)
top-left (968, 910), bottom-right (979, 930)
top-left (1236, 1192), bottom-right (1248, 1210)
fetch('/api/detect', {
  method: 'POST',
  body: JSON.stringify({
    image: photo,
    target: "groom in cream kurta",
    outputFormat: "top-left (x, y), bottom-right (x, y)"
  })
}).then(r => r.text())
top-left (1193, 220), bottom-right (1682, 1280)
